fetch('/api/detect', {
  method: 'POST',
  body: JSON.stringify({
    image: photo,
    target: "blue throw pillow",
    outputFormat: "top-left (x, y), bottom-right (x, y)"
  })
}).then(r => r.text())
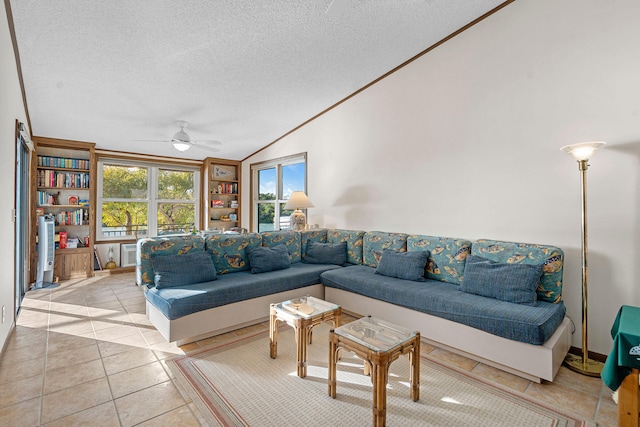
top-left (247, 244), bottom-right (291, 274)
top-left (460, 255), bottom-right (542, 306)
top-left (374, 249), bottom-right (430, 281)
top-left (151, 251), bottom-right (217, 289)
top-left (302, 241), bottom-right (347, 266)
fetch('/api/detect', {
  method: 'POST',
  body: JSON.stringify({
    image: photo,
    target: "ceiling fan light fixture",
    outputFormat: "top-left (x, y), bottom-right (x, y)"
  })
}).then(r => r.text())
top-left (172, 129), bottom-right (190, 143)
top-left (172, 141), bottom-right (190, 151)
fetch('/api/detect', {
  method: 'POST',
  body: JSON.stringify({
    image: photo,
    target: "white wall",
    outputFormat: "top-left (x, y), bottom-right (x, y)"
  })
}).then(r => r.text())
top-left (242, 0), bottom-right (640, 355)
top-left (1, 2), bottom-right (29, 350)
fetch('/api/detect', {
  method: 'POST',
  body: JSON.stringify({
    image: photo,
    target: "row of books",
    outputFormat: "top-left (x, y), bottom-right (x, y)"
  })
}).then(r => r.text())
top-left (53, 210), bottom-right (86, 226)
top-left (213, 183), bottom-right (239, 194)
top-left (37, 191), bottom-right (57, 206)
top-left (37, 169), bottom-right (90, 188)
top-left (37, 155), bottom-right (90, 170)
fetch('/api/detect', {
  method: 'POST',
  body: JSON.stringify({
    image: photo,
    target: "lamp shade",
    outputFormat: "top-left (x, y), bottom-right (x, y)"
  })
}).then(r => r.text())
top-left (172, 141), bottom-right (191, 152)
top-left (284, 191), bottom-right (314, 210)
top-left (560, 141), bottom-right (606, 161)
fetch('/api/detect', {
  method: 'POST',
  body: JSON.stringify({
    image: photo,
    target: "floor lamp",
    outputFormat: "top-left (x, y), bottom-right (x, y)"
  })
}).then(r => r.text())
top-left (560, 141), bottom-right (606, 377)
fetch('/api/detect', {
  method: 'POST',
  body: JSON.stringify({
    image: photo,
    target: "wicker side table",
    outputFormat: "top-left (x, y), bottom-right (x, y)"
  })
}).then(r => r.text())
top-left (269, 296), bottom-right (342, 378)
top-left (328, 316), bottom-right (420, 427)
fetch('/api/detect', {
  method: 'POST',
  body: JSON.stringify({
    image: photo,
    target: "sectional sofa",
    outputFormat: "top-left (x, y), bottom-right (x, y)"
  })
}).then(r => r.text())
top-left (136, 229), bottom-right (571, 382)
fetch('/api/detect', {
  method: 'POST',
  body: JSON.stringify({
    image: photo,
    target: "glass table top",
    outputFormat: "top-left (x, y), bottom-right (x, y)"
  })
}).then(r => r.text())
top-left (334, 316), bottom-right (416, 352)
top-left (274, 296), bottom-right (339, 318)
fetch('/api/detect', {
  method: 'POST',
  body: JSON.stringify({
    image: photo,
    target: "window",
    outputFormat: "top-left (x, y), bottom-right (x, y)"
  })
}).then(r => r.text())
top-left (97, 159), bottom-right (200, 240)
top-left (251, 153), bottom-right (307, 232)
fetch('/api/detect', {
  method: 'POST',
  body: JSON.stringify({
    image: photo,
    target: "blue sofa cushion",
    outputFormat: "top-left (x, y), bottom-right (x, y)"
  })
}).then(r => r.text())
top-left (205, 233), bottom-right (262, 274)
top-left (151, 252), bottom-right (216, 289)
top-left (247, 244), bottom-right (290, 274)
top-left (460, 255), bottom-right (542, 306)
top-left (363, 231), bottom-right (407, 267)
top-left (321, 265), bottom-right (565, 345)
top-left (407, 235), bottom-right (471, 285)
top-left (472, 239), bottom-right (564, 304)
top-left (145, 263), bottom-right (342, 320)
top-left (327, 229), bottom-right (365, 265)
top-left (137, 235), bottom-right (205, 287)
top-left (375, 249), bottom-right (430, 281)
top-left (261, 230), bottom-right (301, 263)
top-left (303, 241), bottom-right (347, 266)
top-left (301, 229), bottom-right (328, 258)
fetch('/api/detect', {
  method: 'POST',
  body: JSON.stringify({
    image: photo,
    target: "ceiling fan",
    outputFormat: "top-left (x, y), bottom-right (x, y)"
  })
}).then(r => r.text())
top-left (134, 121), bottom-right (222, 152)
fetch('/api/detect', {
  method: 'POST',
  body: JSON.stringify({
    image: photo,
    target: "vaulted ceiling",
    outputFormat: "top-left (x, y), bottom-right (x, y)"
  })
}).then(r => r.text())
top-left (9, 0), bottom-right (507, 160)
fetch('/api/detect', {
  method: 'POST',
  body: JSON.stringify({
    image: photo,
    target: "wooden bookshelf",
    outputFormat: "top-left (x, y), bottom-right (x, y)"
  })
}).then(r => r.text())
top-left (31, 137), bottom-right (96, 282)
top-left (202, 158), bottom-right (241, 231)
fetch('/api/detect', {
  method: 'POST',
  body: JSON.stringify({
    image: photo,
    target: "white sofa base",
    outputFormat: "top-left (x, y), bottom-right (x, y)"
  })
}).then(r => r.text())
top-left (147, 284), bottom-right (324, 346)
top-left (146, 283), bottom-right (571, 382)
top-left (325, 287), bottom-right (571, 383)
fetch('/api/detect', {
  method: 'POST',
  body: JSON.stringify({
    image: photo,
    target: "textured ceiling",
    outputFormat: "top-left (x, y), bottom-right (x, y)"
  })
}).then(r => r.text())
top-left (10, 0), bottom-right (506, 160)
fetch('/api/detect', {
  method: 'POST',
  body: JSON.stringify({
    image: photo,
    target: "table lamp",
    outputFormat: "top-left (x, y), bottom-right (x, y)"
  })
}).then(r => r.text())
top-left (284, 191), bottom-right (314, 231)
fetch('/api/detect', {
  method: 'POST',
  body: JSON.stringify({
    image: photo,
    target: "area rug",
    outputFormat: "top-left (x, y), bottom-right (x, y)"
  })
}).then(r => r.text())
top-left (168, 323), bottom-right (590, 427)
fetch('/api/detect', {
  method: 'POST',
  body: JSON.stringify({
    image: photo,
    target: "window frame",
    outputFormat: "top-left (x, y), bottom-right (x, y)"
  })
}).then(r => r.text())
top-left (251, 153), bottom-right (307, 232)
top-left (97, 158), bottom-right (200, 241)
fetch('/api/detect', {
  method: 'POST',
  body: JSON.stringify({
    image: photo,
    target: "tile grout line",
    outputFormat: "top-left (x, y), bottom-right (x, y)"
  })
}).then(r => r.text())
top-left (88, 286), bottom-right (124, 427)
top-left (40, 287), bottom-right (53, 427)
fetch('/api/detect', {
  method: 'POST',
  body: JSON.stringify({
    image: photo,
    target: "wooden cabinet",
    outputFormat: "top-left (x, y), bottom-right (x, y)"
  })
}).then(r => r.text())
top-left (54, 249), bottom-right (94, 279)
top-left (31, 137), bottom-right (96, 283)
top-left (202, 158), bottom-right (241, 231)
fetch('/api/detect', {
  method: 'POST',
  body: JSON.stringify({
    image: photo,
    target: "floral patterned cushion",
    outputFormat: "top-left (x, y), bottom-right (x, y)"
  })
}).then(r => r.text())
top-left (471, 239), bottom-right (564, 304)
top-left (136, 235), bottom-right (205, 287)
top-left (205, 233), bottom-right (262, 274)
top-left (260, 231), bottom-right (301, 263)
top-left (362, 231), bottom-right (408, 267)
top-left (327, 229), bottom-right (366, 265)
top-left (301, 229), bottom-right (328, 258)
top-left (407, 235), bottom-right (471, 285)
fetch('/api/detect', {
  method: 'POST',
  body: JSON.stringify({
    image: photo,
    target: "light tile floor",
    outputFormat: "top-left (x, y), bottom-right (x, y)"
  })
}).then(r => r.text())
top-left (0, 273), bottom-right (622, 426)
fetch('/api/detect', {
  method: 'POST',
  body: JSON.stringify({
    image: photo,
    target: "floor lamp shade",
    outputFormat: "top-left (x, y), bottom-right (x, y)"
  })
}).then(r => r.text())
top-left (560, 141), bottom-right (606, 377)
top-left (284, 191), bottom-right (314, 230)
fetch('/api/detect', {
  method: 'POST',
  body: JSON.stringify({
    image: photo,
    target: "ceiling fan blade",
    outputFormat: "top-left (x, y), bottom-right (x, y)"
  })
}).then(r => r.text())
top-left (132, 122), bottom-right (222, 153)
top-left (189, 142), bottom-right (220, 153)
top-left (192, 139), bottom-right (222, 146)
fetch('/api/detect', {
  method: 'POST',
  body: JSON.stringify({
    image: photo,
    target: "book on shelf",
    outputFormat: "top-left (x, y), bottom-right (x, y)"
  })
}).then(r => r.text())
top-left (36, 190), bottom-right (56, 206)
top-left (211, 200), bottom-right (224, 208)
top-left (37, 169), bottom-right (90, 188)
top-left (53, 209), bottom-right (84, 226)
top-left (94, 248), bottom-right (103, 271)
top-left (37, 155), bottom-right (90, 170)
top-left (212, 182), bottom-right (238, 194)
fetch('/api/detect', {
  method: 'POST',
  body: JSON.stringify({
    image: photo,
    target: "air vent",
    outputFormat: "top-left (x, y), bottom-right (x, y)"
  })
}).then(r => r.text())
top-left (120, 244), bottom-right (137, 267)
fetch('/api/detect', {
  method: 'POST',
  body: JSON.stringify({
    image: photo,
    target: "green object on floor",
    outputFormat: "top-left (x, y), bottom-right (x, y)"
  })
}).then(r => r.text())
top-left (602, 305), bottom-right (640, 390)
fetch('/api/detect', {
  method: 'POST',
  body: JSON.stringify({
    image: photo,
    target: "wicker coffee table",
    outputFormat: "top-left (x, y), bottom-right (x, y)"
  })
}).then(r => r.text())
top-left (269, 296), bottom-right (342, 378)
top-left (328, 316), bottom-right (420, 427)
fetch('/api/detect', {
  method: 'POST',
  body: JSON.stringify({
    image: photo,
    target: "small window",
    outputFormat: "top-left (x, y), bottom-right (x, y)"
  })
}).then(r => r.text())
top-left (251, 153), bottom-right (307, 232)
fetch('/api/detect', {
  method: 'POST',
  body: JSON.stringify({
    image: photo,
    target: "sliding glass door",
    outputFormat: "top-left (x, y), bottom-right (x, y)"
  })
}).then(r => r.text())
top-left (15, 130), bottom-right (30, 315)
